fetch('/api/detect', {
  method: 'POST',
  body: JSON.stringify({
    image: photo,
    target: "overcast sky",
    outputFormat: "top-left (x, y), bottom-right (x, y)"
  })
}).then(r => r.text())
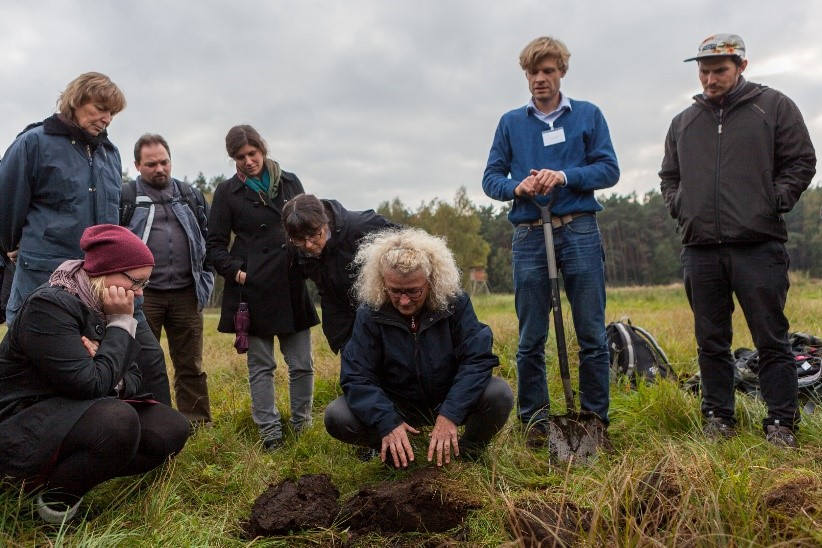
top-left (1, 0), bottom-right (820, 212)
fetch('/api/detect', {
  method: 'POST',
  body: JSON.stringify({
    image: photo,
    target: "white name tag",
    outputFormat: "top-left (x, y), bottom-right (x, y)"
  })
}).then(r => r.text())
top-left (542, 127), bottom-right (566, 147)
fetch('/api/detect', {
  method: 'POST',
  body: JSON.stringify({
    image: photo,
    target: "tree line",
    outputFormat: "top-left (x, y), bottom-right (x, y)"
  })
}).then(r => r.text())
top-left (374, 186), bottom-right (822, 291)
top-left (185, 173), bottom-right (822, 292)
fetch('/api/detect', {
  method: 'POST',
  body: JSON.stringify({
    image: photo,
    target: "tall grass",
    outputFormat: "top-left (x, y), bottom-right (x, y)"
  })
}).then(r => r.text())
top-left (2, 277), bottom-right (822, 546)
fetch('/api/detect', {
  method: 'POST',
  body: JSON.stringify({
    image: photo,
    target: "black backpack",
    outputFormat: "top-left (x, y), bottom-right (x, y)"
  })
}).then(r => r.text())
top-left (607, 318), bottom-right (673, 385)
top-left (119, 179), bottom-right (207, 232)
top-left (732, 332), bottom-right (822, 413)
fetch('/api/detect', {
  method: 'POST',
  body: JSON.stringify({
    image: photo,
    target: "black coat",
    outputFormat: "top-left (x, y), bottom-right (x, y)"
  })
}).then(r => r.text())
top-left (0, 285), bottom-right (141, 479)
top-left (293, 200), bottom-right (395, 353)
top-left (207, 170), bottom-right (319, 337)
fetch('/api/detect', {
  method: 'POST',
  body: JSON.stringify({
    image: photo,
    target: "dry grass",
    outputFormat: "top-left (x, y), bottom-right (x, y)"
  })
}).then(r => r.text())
top-left (2, 278), bottom-right (822, 546)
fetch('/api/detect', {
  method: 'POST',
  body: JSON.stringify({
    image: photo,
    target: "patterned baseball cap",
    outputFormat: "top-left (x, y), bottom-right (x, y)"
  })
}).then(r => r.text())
top-left (684, 33), bottom-right (746, 62)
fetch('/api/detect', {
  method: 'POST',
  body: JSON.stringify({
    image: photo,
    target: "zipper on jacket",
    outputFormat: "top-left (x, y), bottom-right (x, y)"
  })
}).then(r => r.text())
top-left (86, 144), bottom-right (99, 222)
top-left (714, 108), bottom-right (723, 243)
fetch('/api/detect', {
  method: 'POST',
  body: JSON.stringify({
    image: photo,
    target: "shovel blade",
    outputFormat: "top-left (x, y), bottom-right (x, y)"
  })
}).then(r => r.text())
top-left (547, 411), bottom-right (612, 466)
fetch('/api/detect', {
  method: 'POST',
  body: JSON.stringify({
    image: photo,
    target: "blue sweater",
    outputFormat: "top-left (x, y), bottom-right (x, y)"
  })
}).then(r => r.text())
top-left (482, 99), bottom-right (619, 224)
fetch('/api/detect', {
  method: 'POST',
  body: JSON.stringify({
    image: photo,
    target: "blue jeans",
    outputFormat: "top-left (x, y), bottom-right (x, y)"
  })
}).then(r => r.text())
top-left (682, 242), bottom-right (797, 429)
top-left (247, 330), bottom-right (314, 442)
top-left (512, 214), bottom-right (610, 424)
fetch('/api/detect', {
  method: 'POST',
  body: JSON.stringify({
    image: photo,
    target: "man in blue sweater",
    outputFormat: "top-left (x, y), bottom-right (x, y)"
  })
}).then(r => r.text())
top-left (482, 36), bottom-right (619, 447)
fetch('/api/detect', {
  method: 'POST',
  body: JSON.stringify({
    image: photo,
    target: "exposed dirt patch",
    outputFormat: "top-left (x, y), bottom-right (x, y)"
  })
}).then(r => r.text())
top-left (337, 467), bottom-right (482, 540)
top-left (507, 498), bottom-right (592, 547)
top-left (245, 473), bottom-right (340, 537)
top-left (762, 475), bottom-right (822, 546)
top-left (632, 466), bottom-right (683, 532)
top-left (244, 467), bottom-right (482, 542)
top-left (763, 476), bottom-right (820, 515)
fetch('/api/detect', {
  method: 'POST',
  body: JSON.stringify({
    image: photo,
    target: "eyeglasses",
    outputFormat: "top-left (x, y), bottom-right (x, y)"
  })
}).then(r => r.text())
top-left (122, 272), bottom-right (150, 291)
top-left (290, 226), bottom-right (325, 247)
top-left (384, 286), bottom-right (426, 299)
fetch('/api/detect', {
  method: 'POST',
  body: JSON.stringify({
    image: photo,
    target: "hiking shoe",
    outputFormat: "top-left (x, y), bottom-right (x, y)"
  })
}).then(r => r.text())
top-left (765, 421), bottom-right (798, 448)
top-left (36, 494), bottom-right (82, 524)
top-left (703, 414), bottom-right (736, 440)
top-left (262, 437), bottom-right (284, 452)
top-left (525, 423), bottom-right (549, 450)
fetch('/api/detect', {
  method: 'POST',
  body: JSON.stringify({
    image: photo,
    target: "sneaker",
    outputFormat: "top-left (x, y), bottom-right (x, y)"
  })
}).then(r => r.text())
top-left (36, 494), bottom-right (82, 524)
top-left (262, 437), bottom-right (284, 452)
top-left (765, 420), bottom-right (798, 448)
top-left (703, 412), bottom-right (737, 440)
top-left (525, 423), bottom-right (549, 450)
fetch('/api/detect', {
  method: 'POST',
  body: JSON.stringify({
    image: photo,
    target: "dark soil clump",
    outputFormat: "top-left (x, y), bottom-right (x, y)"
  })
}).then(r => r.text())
top-left (246, 473), bottom-right (340, 537)
top-left (632, 466), bottom-right (683, 531)
top-left (763, 476), bottom-right (820, 515)
top-left (338, 467), bottom-right (481, 539)
top-left (507, 499), bottom-right (592, 547)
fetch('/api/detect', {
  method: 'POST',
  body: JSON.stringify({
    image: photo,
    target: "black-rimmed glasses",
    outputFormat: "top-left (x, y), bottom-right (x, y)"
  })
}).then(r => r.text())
top-left (384, 286), bottom-right (425, 299)
top-left (290, 226), bottom-right (325, 247)
top-left (123, 272), bottom-right (150, 291)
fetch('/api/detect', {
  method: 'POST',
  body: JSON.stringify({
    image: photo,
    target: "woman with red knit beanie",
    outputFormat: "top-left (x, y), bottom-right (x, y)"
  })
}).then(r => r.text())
top-left (0, 224), bottom-right (190, 524)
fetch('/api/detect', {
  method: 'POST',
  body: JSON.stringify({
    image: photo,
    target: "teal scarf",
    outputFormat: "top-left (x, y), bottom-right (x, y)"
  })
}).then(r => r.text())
top-left (242, 159), bottom-right (282, 201)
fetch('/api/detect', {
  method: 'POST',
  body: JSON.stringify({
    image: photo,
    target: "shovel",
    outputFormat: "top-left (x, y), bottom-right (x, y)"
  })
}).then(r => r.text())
top-left (531, 194), bottom-right (612, 465)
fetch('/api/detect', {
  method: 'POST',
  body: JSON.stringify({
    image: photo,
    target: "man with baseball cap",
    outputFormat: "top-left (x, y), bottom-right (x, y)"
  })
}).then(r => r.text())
top-left (660, 34), bottom-right (816, 447)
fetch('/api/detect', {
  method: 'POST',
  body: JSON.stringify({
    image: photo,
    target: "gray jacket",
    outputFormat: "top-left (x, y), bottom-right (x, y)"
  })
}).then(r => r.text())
top-left (660, 81), bottom-right (816, 245)
top-left (124, 178), bottom-right (214, 310)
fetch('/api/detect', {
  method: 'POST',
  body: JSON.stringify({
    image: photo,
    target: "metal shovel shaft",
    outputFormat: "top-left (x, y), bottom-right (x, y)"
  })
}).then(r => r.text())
top-left (536, 198), bottom-right (575, 411)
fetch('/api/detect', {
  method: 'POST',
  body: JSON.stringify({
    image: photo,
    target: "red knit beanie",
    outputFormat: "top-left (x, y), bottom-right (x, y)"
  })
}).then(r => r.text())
top-left (81, 224), bottom-right (155, 277)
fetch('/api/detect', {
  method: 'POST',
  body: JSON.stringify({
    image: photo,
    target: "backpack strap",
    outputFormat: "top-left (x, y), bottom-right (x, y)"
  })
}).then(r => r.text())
top-left (632, 325), bottom-right (672, 366)
top-left (176, 181), bottom-right (208, 235)
top-left (613, 322), bottom-right (637, 376)
top-left (119, 179), bottom-right (138, 226)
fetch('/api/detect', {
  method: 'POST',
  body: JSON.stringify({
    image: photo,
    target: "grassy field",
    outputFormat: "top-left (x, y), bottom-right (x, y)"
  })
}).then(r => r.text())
top-left (2, 276), bottom-right (822, 546)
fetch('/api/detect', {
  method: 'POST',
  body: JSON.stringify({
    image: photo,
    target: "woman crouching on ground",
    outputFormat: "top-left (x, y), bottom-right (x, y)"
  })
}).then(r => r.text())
top-left (0, 225), bottom-right (190, 524)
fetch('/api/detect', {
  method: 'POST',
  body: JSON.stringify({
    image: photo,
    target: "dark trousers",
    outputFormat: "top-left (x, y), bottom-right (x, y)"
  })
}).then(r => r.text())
top-left (143, 286), bottom-right (211, 423)
top-left (324, 377), bottom-right (514, 450)
top-left (45, 399), bottom-right (189, 500)
top-left (135, 320), bottom-right (172, 406)
top-left (682, 242), bottom-right (798, 429)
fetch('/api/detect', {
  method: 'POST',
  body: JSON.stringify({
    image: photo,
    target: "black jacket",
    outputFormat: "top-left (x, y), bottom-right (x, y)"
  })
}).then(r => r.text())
top-left (294, 200), bottom-right (395, 353)
top-left (0, 285), bottom-right (141, 478)
top-left (660, 81), bottom-right (816, 245)
top-left (207, 170), bottom-right (319, 336)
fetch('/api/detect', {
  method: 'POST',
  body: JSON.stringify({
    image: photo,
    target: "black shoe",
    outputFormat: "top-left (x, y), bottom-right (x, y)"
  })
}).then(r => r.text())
top-left (356, 447), bottom-right (379, 462)
top-left (459, 441), bottom-right (486, 462)
top-left (525, 423), bottom-right (549, 450)
top-left (703, 412), bottom-right (736, 440)
top-left (262, 437), bottom-right (284, 452)
top-left (765, 420), bottom-right (798, 448)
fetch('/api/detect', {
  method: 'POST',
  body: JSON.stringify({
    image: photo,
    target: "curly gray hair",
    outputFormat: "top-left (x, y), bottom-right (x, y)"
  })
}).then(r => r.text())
top-left (352, 227), bottom-right (462, 311)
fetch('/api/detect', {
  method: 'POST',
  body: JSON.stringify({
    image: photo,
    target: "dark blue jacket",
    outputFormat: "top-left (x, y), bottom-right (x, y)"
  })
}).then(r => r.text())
top-left (0, 116), bottom-right (122, 322)
top-left (340, 292), bottom-right (499, 438)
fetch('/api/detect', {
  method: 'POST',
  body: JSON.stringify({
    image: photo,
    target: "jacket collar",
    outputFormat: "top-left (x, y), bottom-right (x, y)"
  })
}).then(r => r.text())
top-left (42, 114), bottom-right (114, 148)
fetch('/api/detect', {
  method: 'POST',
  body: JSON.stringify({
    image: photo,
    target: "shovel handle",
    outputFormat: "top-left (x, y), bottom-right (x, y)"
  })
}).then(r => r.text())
top-left (528, 194), bottom-right (575, 411)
